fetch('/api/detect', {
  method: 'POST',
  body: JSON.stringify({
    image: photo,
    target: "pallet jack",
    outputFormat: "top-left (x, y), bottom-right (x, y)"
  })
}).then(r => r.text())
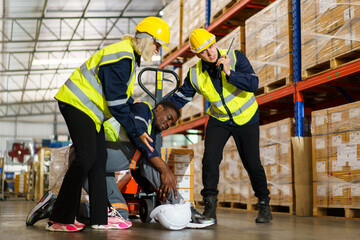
top-left (118, 67), bottom-right (179, 222)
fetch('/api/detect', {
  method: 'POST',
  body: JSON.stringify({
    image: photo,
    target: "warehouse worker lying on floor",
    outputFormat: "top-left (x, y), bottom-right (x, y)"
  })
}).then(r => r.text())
top-left (26, 101), bottom-right (214, 229)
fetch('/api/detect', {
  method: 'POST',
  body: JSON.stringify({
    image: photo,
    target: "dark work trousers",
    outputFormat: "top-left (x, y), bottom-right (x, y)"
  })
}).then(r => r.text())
top-left (49, 102), bottom-right (108, 225)
top-left (201, 116), bottom-right (270, 200)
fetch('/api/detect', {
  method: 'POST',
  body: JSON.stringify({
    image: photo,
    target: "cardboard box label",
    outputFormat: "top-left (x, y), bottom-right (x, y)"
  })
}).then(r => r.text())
top-left (319, 0), bottom-right (337, 14)
top-left (281, 143), bottom-right (289, 154)
top-left (280, 123), bottom-right (288, 133)
top-left (270, 127), bottom-right (278, 137)
top-left (337, 144), bottom-right (357, 165)
top-left (316, 161), bottom-right (326, 172)
top-left (281, 185), bottom-right (290, 196)
top-left (349, 132), bottom-right (360, 144)
top-left (349, 107), bottom-right (360, 118)
top-left (281, 164), bottom-right (290, 174)
top-left (272, 187), bottom-right (278, 195)
top-left (261, 145), bottom-right (277, 165)
top-left (316, 138), bottom-right (326, 149)
top-left (174, 163), bottom-right (191, 175)
top-left (332, 184), bottom-right (344, 197)
top-left (332, 135), bottom-right (342, 146)
top-left (351, 184), bottom-right (360, 196)
top-left (317, 185), bottom-right (327, 196)
top-left (178, 189), bottom-right (191, 201)
top-left (260, 130), bottom-right (266, 138)
top-left (271, 166), bottom-right (278, 176)
top-left (177, 176), bottom-right (191, 188)
top-left (315, 115), bottom-right (325, 126)
top-left (332, 160), bottom-right (344, 171)
top-left (331, 112), bottom-right (342, 123)
top-left (174, 154), bottom-right (191, 162)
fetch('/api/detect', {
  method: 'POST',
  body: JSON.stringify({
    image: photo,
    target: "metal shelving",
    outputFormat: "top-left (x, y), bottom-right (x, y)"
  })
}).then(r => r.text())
top-left (161, 0), bottom-right (360, 137)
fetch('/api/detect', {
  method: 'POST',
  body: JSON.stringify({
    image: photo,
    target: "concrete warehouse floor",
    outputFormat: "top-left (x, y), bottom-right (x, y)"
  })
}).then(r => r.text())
top-left (1, 199), bottom-right (360, 240)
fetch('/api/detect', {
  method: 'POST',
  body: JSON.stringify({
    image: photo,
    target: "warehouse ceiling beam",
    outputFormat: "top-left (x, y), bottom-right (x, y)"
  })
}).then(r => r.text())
top-left (97, 0), bottom-right (133, 50)
top-left (41, 0), bottom-right (92, 103)
top-left (0, 100), bottom-right (58, 119)
top-left (0, 16), bottom-right (148, 20)
top-left (18, 0), bottom-right (49, 109)
top-left (0, 37), bottom-right (123, 43)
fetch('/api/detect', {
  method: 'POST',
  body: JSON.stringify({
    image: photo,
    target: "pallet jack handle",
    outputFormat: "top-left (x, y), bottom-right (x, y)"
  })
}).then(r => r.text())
top-left (137, 67), bottom-right (180, 105)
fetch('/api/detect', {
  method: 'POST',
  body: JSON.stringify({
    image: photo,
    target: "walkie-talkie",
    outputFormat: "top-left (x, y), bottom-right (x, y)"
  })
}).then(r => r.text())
top-left (216, 37), bottom-right (235, 79)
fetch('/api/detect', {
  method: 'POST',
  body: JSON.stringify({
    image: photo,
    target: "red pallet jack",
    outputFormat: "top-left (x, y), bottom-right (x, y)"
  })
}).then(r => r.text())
top-left (118, 67), bottom-right (179, 222)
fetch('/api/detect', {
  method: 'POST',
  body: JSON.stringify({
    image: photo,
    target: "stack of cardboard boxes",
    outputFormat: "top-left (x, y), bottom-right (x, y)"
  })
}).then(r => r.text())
top-left (246, 0), bottom-right (293, 92)
top-left (312, 101), bottom-right (360, 209)
top-left (301, 0), bottom-right (360, 74)
top-left (161, 148), bottom-right (195, 202)
top-left (188, 117), bottom-right (295, 209)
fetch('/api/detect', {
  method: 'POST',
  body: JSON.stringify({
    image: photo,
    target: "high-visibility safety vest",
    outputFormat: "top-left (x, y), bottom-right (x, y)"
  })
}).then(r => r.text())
top-left (103, 102), bottom-right (153, 143)
top-left (55, 39), bottom-right (137, 132)
top-left (189, 49), bottom-right (258, 125)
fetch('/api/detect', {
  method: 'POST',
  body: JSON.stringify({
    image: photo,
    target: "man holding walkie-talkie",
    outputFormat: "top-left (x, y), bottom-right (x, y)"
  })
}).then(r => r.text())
top-left (165, 28), bottom-right (272, 224)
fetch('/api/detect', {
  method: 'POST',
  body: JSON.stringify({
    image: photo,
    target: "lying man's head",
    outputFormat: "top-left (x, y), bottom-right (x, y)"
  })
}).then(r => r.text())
top-left (154, 100), bottom-right (180, 131)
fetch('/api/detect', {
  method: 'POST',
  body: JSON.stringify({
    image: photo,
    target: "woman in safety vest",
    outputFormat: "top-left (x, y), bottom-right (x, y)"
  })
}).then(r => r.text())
top-left (165, 29), bottom-right (272, 224)
top-left (46, 17), bottom-right (171, 232)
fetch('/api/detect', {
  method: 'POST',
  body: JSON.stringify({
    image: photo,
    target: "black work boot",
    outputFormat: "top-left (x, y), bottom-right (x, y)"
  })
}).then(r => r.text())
top-left (255, 198), bottom-right (273, 223)
top-left (188, 206), bottom-right (215, 228)
top-left (203, 196), bottom-right (218, 223)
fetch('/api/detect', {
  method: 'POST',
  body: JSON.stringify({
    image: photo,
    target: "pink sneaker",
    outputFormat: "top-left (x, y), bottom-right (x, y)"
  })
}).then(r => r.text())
top-left (46, 220), bottom-right (84, 232)
top-left (108, 207), bottom-right (132, 228)
top-left (91, 208), bottom-right (132, 230)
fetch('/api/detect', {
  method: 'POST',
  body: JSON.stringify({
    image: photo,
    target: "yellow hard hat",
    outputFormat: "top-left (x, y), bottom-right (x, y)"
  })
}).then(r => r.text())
top-left (189, 29), bottom-right (216, 53)
top-left (135, 16), bottom-right (170, 51)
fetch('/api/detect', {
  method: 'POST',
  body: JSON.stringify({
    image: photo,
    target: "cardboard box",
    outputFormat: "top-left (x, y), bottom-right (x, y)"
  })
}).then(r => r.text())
top-left (301, 0), bottom-right (360, 72)
top-left (217, 26), bottom-right (245, 53)
top-left (162, 0), bottom-right (182, 54)
top-left (313, 181), bottom-right (329, 208)
top-left (182, 0), bottom-right (205, 44)
top-left (161, 148), bottom-right (194, 163)
top-left (246, 0), bottom-right (293, 86)
top-left (180, 55), bottom-right (204, 121)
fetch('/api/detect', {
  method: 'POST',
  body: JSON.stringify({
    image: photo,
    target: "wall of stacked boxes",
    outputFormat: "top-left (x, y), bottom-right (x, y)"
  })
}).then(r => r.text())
top-left (161, 0), bottom-right (360, 219)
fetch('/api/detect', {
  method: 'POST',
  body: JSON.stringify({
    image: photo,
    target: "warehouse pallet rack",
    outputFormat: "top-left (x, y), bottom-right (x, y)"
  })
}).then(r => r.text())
top-left (161, 0), bottom-right (360, 138)
top-left (159, 0), bottom-right (360, 218)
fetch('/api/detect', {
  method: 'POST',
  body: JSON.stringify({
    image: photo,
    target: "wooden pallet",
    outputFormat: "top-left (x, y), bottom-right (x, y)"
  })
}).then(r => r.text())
top-left (302, 48), bottom-right (360, 79)
top-left (197, 200), bottom-right (294, 214)
top-left (247, 203), bottom-right (294, 214)
top-left (211, 0), bottom-right (240, 24)
top-left (313, 207), bottom-right (360, 219)
top-left (255, 76), bottom-right (294, 96)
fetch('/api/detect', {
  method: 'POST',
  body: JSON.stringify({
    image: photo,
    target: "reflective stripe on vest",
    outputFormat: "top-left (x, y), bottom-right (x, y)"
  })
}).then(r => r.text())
top-left (190, 50), bottom-right (239, 108)
top-left (55, 39), bottom-right (137, 131)
top-left (65, 79), bottom-right (107, 123)
top-left (189, 49), bottom-right (258, 125)
top-left (209, 95), bottom-right (256, 118)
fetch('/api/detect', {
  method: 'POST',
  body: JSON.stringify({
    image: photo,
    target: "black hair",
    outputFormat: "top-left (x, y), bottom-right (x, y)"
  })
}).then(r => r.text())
top-left (157, 100), bottom-right (181, 119)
